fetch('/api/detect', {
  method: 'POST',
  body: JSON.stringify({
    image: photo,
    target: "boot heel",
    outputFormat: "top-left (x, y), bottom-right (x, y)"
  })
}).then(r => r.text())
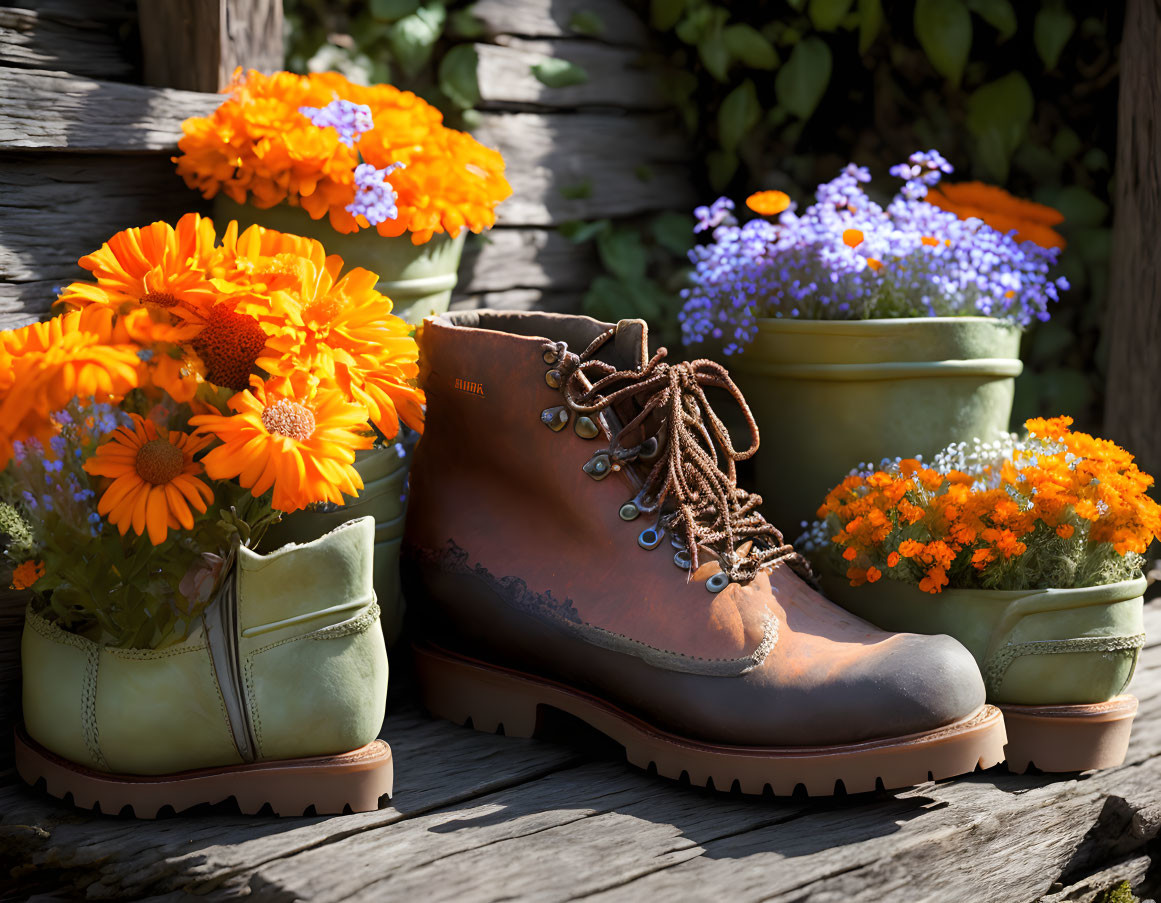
top-left (1001, 695), bottom-right (1137, 773)
top-left (413, 643), bottom-right (540, 738)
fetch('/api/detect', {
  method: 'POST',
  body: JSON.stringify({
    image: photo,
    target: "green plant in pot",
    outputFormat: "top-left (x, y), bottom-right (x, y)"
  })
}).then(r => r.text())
top-left (174, 68), bottom-right (512, 326)
top-left (679, 151), bottom-right (1070, 532)
top-left (799, 416), bottom-right (1158, 773)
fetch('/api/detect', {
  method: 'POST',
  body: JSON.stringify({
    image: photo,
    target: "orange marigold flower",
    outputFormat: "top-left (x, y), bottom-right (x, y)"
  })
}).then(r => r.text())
top-left (866, 566), bottom-right (882, 583)
top-left (921, 236), bottom-right (939, 247)
top-left (925, 182), bottom-right (1066, 250)
top-left (898, 539), bottom-right (925, 558)
top-left (842, 546), bottom-right (858, 561)
top-left (11, 559), bottom-right (44, 591)
top-left (83, 414), bottom-right (215, 546)
top-left (1056, 523), bottom-right (1075, 539)
top-left (918, 567), bottom-right (948, 594)
top-left (887, 551), bottom-right (900, 568)
top-left (842, 229), bottom-right (864, 248)
top-left (746, 190), bottom-right (791, 216)
top-left (846, 565), bottom-right (868, 587)
top-left (190, 374), bottom-right (373, 513)
top-left (866, 258), bottom-right (883, 272)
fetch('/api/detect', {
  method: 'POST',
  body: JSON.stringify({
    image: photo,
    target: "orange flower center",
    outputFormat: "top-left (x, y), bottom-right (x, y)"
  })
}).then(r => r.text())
top-left (192, 306), bottom-right (267, 392)
top-left (141, 290), bottom-right (179, 308)
top-left (261, 399), bottom-right (316, 441)
top-left (136, 438), bottom-right (184, 485)
top-left (303, 298), bottom-right (341, 325)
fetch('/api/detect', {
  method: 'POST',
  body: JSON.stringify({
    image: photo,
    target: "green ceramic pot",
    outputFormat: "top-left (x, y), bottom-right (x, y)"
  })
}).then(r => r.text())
top-left (819, 573), bottom-right (1145, 706)
top-left (728, 317), bottom-right (1023, 532)
top-left (212, 196), bottom-right (467, 326)
top-left (261, 446), bottom-right (411, 647)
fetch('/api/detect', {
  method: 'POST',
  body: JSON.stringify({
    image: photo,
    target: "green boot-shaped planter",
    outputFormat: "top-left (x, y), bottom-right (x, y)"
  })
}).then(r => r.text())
top-left (17, 517), bottom-right (392, 817)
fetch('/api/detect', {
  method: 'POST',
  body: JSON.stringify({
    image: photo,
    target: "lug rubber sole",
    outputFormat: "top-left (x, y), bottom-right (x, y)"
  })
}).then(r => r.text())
top-left (14, 726), bottom-right (394, 818)
top-left (1000, 695), bottom-right (1137, 773)
top-left (413, 642), bottom-right (1007, 796)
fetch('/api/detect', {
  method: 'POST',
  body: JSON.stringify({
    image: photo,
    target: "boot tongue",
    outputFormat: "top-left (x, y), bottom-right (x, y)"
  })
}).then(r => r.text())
top-left (612, 319), bottom-right (649, 371)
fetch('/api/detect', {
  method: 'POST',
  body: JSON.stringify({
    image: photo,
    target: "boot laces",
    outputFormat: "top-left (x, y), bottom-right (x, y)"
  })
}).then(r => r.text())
top-left (550, 328), bottom-right (812, 585)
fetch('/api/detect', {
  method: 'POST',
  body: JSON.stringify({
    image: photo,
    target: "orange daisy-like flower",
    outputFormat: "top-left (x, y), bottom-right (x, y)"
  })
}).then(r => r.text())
top-left (83, 414), bottom-right (215, 546)
top-left (746, 190), bottom-right (791, 216)
top-left (57, 213), bottom-right (220, 329)
top-left (190, 375), bottom-right (373, 513)
top-left (842, 228), bottom-right (864, 248)
top-left (11, 559), bottom-right (45, 591)
top-left (926, 182), bottom-right (1066, 250)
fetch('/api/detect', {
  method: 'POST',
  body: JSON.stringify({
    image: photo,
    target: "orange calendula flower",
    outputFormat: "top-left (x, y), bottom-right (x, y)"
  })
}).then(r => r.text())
top-left (190, 375), bottom-right (373, 513)
top-left (842, 228), bottom-right (864, 248)
top-left (746, 190), bottom-right (791, 216)
top-left (866, 258), bottom-right (883, 272)
top-left (11, 559), bottom-right (45, 590)
top-left (84, 415), bottom-right (215, 546)
top-left (926, 182), bottom-right (1066, 250)
top-left (1056, 523), bottom-right (1075, 539)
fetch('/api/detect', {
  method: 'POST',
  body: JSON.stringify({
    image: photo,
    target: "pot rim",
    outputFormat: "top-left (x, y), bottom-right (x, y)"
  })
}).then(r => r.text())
top-left (752, 316), bottom-right (1021, 336)
top-left (821, 572), bottom-right (1147, 606)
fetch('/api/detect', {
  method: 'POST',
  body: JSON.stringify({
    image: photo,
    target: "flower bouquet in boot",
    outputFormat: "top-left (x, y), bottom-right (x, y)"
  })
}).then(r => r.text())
top-left (403, 310), bottom-right (1007, 797)
top-left (6, 212), bottom-right (425, 816)
top-left (801, 416), bottom-right (1159, 772)
top-left (680, 151), bottom-right (1070, 532)
top-left (175, 68), bottom-right (511, 325)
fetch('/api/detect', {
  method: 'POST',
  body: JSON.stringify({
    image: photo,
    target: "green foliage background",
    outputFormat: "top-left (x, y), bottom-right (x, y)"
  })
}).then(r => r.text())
top-left (283, 0), bottom-right (1120, 431)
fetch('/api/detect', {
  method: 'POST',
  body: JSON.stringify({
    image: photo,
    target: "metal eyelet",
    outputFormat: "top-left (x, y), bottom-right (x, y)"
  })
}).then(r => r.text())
top-left (574, 416), bottom-right (599, 439)
top-left (705, 572), bottom-right (729, 593)
top-left (670, 533), bottom-right (685, 549)
top-left (619, 502), bottom-right (639, 521)
top-left (673, 548), bottom-right (691, 569)
top-left (637, 436), bottom-right (660, 462)
top-left (638, 527), bottom-right (664, 550)
top-left (583, 454), bottom-right (612, 480)
top-left (541, 406), bottom-right (569, 431)
top-left (543, 349), bottom-right (559, 365)
top-left (545, 369), bottom-right (562, 389)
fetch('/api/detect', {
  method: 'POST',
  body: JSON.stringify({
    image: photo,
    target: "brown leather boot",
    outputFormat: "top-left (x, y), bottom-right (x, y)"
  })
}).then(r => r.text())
top-left (402, 311), bottom-right (1005, 796)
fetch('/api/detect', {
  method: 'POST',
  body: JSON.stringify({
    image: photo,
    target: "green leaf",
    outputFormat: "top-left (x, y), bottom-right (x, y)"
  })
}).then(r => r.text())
top-left (1051, 127), bottom-right (1081, 160)
top-left (1052, 186), bottom-right (1109, 227)
top-left (698, 25), bottom-right (730, 82)
top-left (718, 79), bottom-right (760, 152)
top-left (597, 228), bottom-right (649, 281)
top-left (722, 24), bottom-right (779, 69)
top-left (966, 72), bottom-right (1034, 181)
top-left (858, 0), bottom-right (884, 53)
top-left (531, 58), bottom-right (590, 88)
top-left (1082, 148), bottom-right (1109, 172)
top-left (651, 211), bottom-right (695, 256)
top-left (651, 0), bottom-right (688, 31)
top-left (370, 0), bottom-right (420, 22)
top-left (775, 37), bottom-right (832, 120)
top-left (914, 0), bottom-right (972, 85)
top-left (559, 219), bottom-right (610, 243)
top-left (559, 179), bottom-right (593, 200)
top-left (388, 3), bottom-right (447, 77)
top-left (965, 0), bottom-right (1016, 40)
top-left (707, 148), bottom-right (738, 190)
top-left (568, 10), bottom-right (606, 37)
top-left (449, 7), bottom-right (487, 39)
top-left (809, 0), bottom-right (854, 31)
top-left (438, 45), bottom-right (480, 109)
top-left (1034, 5), bottom-right (1075, 70)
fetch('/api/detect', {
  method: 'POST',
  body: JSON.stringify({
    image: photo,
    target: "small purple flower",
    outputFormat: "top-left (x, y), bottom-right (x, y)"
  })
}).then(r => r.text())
top-left (299, 98), bottom-right (374, 147)
top-left (346, 162), bottom-right (405, 226)
top-left (694, 197), bottom-right (737, 233)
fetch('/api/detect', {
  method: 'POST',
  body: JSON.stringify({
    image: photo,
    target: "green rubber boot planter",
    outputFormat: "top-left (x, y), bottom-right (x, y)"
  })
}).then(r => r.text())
top-left (213, 196), bottom-right (467, 326)
top-left (729, 317), bottom-right (1022, 531)
top-left (16, 517), bottom-right (393, 818)
top-left (820, 573), bottom-right (1145, 773)
top-left (261, 446), bottom-right (410, 647)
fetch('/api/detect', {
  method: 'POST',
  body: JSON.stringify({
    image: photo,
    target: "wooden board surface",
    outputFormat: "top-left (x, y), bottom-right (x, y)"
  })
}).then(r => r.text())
top-left (2, 601), bottom-right (1159, 902)
top-left (0, 2), bottom-right (135, 82)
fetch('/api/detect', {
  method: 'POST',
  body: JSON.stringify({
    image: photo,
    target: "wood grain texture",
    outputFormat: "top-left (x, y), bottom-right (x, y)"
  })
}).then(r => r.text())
top-left (1104, 0), bottom-right (1161, 476)
top-left (2, 601), bottom-right (1158, 902)
top-left (458, 228), bottom-right (596, 293)
top-left (471, 0), bottom-right (650, 45)
top-left (476, 38), bottom-right (663, 110)
top-left (0, 66), bottom-right (219, 151)
top-left (0, 3), bottom-right (135, 81)
top-left (474, 112), bottom-right (694, 226)
top-left (137, 0), bottom-right (283, 92)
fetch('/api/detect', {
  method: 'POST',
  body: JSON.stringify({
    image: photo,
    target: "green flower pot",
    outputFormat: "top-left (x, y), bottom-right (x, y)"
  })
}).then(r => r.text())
top-left (212, 196), bottom-right (467, 326)
top-left (820, 572), bottom-right (1146, 772)
top-left (261, 447), bottom-right (411, 647)
top-left (728, 317), bottom-right (1022, 532)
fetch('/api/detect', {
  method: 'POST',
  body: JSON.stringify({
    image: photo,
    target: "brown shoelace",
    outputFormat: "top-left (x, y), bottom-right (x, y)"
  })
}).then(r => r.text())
top-left (550, 328), bottom-right (811, 585)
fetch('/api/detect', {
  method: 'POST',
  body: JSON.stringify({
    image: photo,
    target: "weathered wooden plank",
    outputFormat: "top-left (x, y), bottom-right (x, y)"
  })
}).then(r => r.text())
top-left (472, 0), bottom-right (649, 45)
top-left (475, 38), bottom-right (663, 110)
top-left (458, 228), bottom-right (595, 293)
top-left (0, 4), bottom-right (135, 82)
top-left (138, 0), bottom-right (283, 93)
top-left (0, 67), bottom-right (219, 151)
top-left (473, 112), bottom-right (694, 225)
top-left (0, 153), bottom-right (204, 288)
top-left (450, 288), bottom-right (586, 315)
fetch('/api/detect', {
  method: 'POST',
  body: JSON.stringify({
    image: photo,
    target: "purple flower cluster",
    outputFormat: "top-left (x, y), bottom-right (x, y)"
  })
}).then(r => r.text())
top-left (679, 153), bottom-right (1070, 355)
top-left (346, 162), bottom-right (405, 226)
top-left (298, 98), bottom-right (374, 147)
